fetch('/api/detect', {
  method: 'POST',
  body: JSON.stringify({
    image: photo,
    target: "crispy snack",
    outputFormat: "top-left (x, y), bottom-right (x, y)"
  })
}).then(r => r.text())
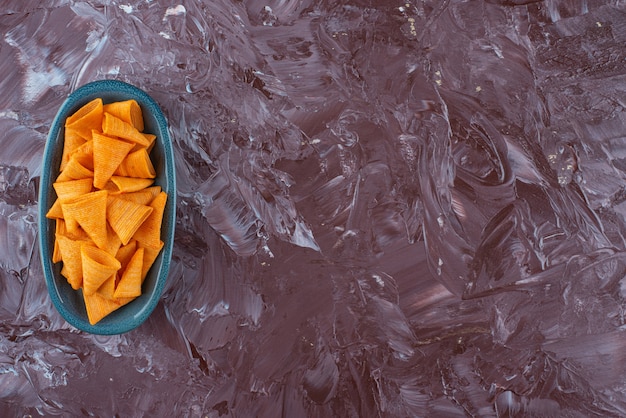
top-left (56, 158), bottom-right (94, 182)
top-left (114, 248), bottom-right (144, 298)
top-left (133, 191), bottom-right (167, 248)
top-left (62, 191), bottom-right (108, 249)
top-left (83, 292), bottom-right (134, 326)
top-left (115, 240), bottom-right (138, 275)
top-left (117, 186), bottom-right (161, 206)
top-left (65, 98), bottom-right (103, 140)
top-left (92, 131), bottom-right (134, 189)
top-left (102, 112), bottom-right (150, 147)
top-left (115, 148), bottom-right (156, 179)
top-left (49, 98), bottom-right (168, 325)
top-left (81, 244), bottom-right (121, 296)
top-left (56, 236), bottom-right (89, 290)
top-left (103, 99), bottom-right (144, 132)
top-left (139, 240), bottom-right (164, 282)
top-left (108, 176), bottom-right (154, 193)
top-left (60, 129), bottom-right (87, 171)
top-left (52, 178), bottom-right (93, 201)
top-left (106, 196), bottom-right (153, 246)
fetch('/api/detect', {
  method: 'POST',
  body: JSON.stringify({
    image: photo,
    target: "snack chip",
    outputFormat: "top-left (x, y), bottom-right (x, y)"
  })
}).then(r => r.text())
top-left (60, 129), bottom-right (87, 171)
top-left (65, 98), bottom-right (103, 140)
top-left (62, 190), bottom-right (108, 249)
top-left (108, 176), bottom-right (154, 193)
top-left (106, 196), bottom-right (153, 246)
top-left (92, 131), bottom-right (135, 189)
top-left (103, 99), bottom-right (144, 131)
top-left (133, 191), bottom-right (167, 248)
top-left (49, 98), bottom-right (167, 325)
top-left (115, 148), bottom-right (156, 179)
top-left (56, 158), bottom-right (94, 182)
top-left (114, 247), bottom-right (144, 299)
top-left (102, 112), bottom-right (151, 147)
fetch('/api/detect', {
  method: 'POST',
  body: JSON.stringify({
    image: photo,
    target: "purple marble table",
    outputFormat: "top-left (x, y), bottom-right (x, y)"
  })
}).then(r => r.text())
top-left (2, 0), bottom-right (626, 416)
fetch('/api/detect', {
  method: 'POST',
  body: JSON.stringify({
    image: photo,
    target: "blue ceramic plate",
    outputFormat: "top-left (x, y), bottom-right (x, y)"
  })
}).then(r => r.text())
top-left (38, 80), bottom-right (176, 334)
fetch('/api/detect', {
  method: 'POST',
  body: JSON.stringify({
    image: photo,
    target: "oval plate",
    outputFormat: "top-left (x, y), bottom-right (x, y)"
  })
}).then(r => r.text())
top-left (38, 80), bottom-right (176, 334)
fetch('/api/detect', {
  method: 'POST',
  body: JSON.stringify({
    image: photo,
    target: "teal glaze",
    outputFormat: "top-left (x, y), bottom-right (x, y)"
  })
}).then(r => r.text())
top-left (38, 80), bottom-right (176, 335)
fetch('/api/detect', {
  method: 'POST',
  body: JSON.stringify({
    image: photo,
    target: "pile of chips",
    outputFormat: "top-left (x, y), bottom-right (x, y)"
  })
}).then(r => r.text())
top-left (46, 98), bottom-right (167, 325)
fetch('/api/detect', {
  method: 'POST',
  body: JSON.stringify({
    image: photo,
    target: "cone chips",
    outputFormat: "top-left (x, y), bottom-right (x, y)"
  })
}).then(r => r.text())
top-left (46, 98), bottom-right (167, 325)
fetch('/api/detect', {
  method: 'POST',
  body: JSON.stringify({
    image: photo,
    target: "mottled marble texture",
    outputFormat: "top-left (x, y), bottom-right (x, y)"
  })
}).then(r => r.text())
top-left (2, 0), bottom-right (626, 416)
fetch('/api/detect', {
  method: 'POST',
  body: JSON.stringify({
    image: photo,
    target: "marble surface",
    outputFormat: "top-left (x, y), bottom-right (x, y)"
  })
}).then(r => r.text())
top-left (2, 0), bottom-right (626, 416)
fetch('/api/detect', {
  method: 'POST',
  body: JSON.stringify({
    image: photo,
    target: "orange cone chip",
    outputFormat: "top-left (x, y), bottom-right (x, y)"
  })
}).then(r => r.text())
top-left (51, 178), bottom-right (94, 233)
top-left (106, 196), bottom-right (153, 245)
top-left (55, 216), bottom-right (90, 242)
top-left (71, 140), bottom-right (94, 170)
top-left (133, 191), bottom-right (166, 247)
top-left (62, 190), bottom-right (108, 249)
top-left (81, 244), bottom-right (121, 296)
top-left (131, 133), bottom-right (156, 153)
top-left (53, 240), bottom-right (62, 264)
top-left (114, 148), bottom-right (156, 178)
top-left (101, 181), bottom-right (122, 195)
top-left (144, 133), bottom-right (156, 147)
top-left (65, 98), bottom-right (103, 140)
top-left (60, 129), bottom-right (86, 171)
top-left (53, 220), bottom-right (65, 263)
top-left (102, 113), bottom-right (150, 147)
top-left (115, 240), bottom-right (138, 276)
top-left (109, 176), bottom-right (154, 193)
top-left (58, 223), bottom-right (90, 242)
top-left (46, 199), bottom-right (64, 219)
top-left (92, 131), bottom-right (135, 189)
top-left (56, 157), bottom-right (94, 182)
top-left (53, 178), bottom-right (93, 200)
top-left (53, 220), bottom-right (90, 263)
top-left (55, 218), bottom-right (67, 235)
top-left (139, 240), bottom-right (164, 281)
top-left (61, 265), bottom-right (70, 281)
top-left (117, 186), bottom-right (161, 206)
top-left (103, 99), bottom-right (144, 132)
top-left (114, 247), bottom-right (143, 298)
top-left (97, 274), bottom-right (116, 300)
top-left (104, 223), bottom-right (123, 256)
top-left (56, 236), bottom-right (89, 290)
top-left (83, 291), bottom-right (133, 325)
